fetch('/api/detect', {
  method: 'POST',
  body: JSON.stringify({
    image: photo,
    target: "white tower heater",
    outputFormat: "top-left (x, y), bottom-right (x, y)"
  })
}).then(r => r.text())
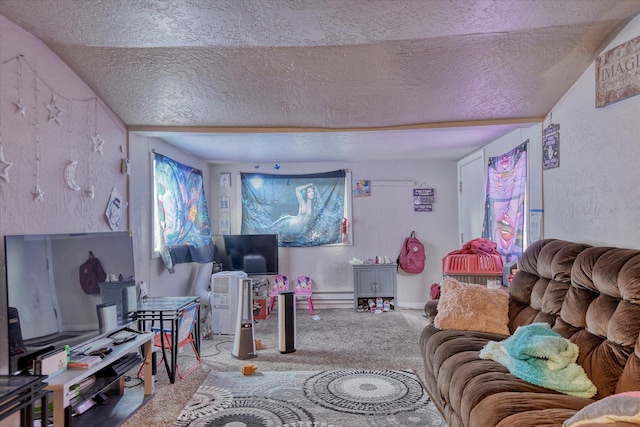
top-left (278, 291), bottom-right (296, 354)
top-left (211, 271), bottom-right (248, 334)
top-left (232, 278), bottom-right (257, 359)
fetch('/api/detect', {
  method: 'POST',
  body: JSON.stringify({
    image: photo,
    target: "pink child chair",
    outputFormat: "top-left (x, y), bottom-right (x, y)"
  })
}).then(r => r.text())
top-left (270, 274), bottom-right (289, 312)
top-left (295, 275), bottom-right (314, 315)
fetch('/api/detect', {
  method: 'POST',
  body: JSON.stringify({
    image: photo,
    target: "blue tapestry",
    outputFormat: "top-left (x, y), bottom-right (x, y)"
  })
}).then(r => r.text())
top-left (155, 154), bottom-right (214, 270)
top-left (241, 170), bottom-right (346, 247)
top-left (482, 141), bottom-right (528, 263)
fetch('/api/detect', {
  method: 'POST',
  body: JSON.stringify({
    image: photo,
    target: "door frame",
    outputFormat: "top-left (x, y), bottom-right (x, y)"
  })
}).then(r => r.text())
top-left (457, 150), bottom-right (485, 246)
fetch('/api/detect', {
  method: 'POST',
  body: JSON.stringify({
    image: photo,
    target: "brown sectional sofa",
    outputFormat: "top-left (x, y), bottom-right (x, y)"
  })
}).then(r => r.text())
top-left (419, 239), bottom-right (640, 426)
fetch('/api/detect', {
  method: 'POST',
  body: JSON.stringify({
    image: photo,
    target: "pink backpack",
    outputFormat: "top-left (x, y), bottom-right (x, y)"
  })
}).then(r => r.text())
top-left (397, 231), bottom-right (425, 274)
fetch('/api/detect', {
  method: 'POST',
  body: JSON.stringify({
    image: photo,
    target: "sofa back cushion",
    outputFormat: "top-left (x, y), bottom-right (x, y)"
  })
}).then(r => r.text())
top-left (510, 239), bottom-right (640, 399)
top-left (510, 239), bottom-right (590, 328)
top-left (434, 277), bottom-right (510, 335)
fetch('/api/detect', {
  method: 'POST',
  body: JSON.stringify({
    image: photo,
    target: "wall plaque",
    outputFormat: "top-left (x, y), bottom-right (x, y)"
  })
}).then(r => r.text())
top-left (542, 123), bottom-right (560, 170)
top-left (413, 188), bottom-right (434, 212)
top-left (595, 35), bottom-right (640, 107)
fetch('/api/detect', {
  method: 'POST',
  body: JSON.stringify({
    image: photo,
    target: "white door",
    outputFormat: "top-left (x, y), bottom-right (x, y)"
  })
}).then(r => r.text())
top-left (458, 151), bottom-right (486, 246)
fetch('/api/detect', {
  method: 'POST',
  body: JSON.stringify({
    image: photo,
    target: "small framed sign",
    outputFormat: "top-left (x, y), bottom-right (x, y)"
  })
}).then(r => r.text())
top-left (220, 173), bottom-right (231, 187)
top-left (542, 123), bottom-right (560, 170)
top-left (413, 188), bottom-right (435, 212)
top-left (596, 35), bottom-right (640, 107)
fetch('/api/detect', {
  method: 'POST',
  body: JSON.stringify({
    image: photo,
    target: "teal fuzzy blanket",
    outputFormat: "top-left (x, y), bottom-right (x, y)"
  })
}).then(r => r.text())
top-left (479, 323), bottom-right (597, 398)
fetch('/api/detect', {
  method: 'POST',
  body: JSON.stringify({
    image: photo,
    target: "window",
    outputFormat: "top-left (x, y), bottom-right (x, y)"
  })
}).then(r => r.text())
top-left (482, 141), bottom-right (528, 263)
top-left (153, 153), bottom-right (214, 272)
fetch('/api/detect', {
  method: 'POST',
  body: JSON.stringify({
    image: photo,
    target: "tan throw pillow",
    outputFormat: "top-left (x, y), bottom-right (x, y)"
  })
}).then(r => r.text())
top-left (434, 277), bottom-right (510, 335)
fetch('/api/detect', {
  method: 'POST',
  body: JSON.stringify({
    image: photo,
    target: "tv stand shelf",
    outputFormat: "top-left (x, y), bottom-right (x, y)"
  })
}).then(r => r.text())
top-left (44, 329), bottom-right (154, 426)
top-left (67, 353), bottom-right (140, 410)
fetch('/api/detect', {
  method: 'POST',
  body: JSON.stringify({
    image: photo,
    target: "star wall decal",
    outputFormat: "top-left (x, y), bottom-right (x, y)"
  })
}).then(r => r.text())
top-left (45, 94), bottom-right (64, 125)
top-left (14, 99), bottom-right (26, 117)
top-left (33, 185), bottom-right (45, 202)
top-left (0, 146), bottom-right (13, 183)
top-left (91, 131), bottom-right (105, 154)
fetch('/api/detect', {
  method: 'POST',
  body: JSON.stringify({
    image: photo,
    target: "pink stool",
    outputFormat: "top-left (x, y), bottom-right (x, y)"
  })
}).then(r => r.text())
top-left (295, 275), bottom-right (314, 315)
top-left (270, 274), bottom-right (289, 312)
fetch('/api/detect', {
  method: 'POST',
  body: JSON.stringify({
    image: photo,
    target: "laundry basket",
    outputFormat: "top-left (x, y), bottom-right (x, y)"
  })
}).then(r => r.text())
top-left (442, 253), bottom-right (503, 286)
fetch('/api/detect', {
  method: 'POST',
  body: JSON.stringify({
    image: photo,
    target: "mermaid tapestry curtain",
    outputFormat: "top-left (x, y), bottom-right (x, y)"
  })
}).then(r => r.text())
top-left (481, 141), bottom-right (528, 263)
top-left (241, 170), bottom-right (346, 247)
top-left (154, 153), bottom-right (214, 272)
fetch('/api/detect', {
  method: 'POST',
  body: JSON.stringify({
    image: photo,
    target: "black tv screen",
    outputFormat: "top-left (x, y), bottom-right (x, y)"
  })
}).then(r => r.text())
top-left (213, 234), bottom-right (278, 276)
top-left (4, 231), bottom-right (135, 373)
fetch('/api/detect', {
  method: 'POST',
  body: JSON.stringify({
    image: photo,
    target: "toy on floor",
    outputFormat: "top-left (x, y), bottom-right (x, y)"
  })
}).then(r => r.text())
top-left (255, 339), bottom-right (266, 350)
top-left (242, 363), bottom-right (258, 376)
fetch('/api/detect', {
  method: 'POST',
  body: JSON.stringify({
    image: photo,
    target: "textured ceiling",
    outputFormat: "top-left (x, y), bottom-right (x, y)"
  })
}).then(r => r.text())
top-left (1, 0), bottom-right (639, 162)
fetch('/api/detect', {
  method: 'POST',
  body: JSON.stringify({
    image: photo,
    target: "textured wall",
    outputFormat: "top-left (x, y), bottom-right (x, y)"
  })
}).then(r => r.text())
top-left (542, 15), bottom-right (640, 248)
top-left (0, 16), bottom-right (127, 373)
top-left (206, 160), bottom-right (459, 309)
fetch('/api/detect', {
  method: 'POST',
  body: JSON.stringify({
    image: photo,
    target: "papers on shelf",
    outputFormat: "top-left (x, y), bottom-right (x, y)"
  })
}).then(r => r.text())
top-left (68, 355), bottom-right (102, 369)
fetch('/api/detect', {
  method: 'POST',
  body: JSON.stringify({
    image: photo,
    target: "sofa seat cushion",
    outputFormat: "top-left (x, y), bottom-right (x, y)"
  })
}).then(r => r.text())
top-left (420, 325), bottom-right (507, 385)
top-left (472, 392), bottom-right (592, 427)
top-left (479, 323), bottom-right (597, 398)
top-left (451, 358), bottom-right (591, 426)
top-left (493, 405), bottom-right (587, 427)
top-left (421, 324), bottom-right (595, 427)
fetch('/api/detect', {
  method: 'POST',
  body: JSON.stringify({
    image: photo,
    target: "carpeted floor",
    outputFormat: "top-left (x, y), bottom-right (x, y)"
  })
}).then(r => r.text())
top-left (120, 308), bottom-right (442, 426)
top-left (173, 369), bottom-right (447, 426)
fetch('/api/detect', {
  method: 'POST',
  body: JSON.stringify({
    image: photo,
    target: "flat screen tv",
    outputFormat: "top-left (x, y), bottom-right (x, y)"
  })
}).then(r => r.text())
top-left (213, 234), bottom-right (278, 276)
top-left (4, 231), bottom-right (135, 373)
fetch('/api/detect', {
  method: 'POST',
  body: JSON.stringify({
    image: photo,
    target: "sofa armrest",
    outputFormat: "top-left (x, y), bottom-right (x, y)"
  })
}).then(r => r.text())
top-left (424, 299), bottom-right (439, 323)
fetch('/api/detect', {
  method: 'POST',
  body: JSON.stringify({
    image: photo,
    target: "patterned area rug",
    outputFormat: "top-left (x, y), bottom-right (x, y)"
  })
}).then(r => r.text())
top-left (173, 369), bottom-right (446, 426)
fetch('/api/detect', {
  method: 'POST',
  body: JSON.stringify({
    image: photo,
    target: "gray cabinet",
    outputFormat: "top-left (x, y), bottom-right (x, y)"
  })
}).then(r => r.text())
top-left (352, 264), bottom-right (398, 311)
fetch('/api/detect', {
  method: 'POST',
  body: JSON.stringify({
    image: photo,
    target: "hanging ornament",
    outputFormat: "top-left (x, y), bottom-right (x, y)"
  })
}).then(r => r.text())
top-left (91, 130), bottom-right (105, 155)
top-left (0, 98), bottom-right (13, 183)
top-left (90, 98), bottom-right (105, 157)
top-left (33, 184), bottom-right (45, 202)
top-left (64, 161), bottom-right (81, 191)
top-left (33, 135), bottom-right (44, 202)
top-left (0, 144), bottom-right (13, 183)
top-left (45, 94), bottom-right (64, 125)
top-left (14, 100), bottom-right (27, 117)
top-left (33, 64), bottom-right (45, 201)
top-left (14, 56), bottom-right (27, 117)
top-left (64, 102), bottom-right (83, 192)
top-left (86, 99), bottom-right (97, 197)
